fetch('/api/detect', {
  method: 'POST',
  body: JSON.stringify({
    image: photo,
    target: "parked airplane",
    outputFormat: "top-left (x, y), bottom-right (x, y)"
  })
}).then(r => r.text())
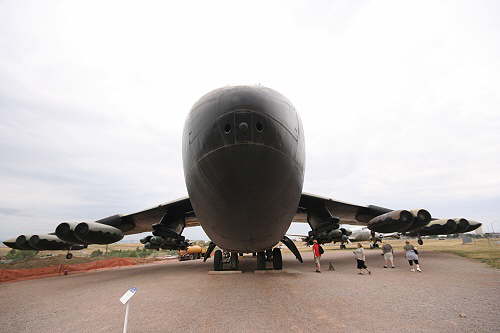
top-left (3, 86), bottom-right (482, 271)
top-left (289, 225), bottom-right (399, 249)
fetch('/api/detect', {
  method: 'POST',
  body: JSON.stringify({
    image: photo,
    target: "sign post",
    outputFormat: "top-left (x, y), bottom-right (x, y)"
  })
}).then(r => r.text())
top-left (120, 287), bottom-right (137, 333)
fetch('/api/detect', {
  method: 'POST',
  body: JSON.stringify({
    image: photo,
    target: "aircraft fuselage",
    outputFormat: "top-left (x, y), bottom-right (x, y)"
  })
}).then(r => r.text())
top-left (182, 86), bottom-right (305, 251)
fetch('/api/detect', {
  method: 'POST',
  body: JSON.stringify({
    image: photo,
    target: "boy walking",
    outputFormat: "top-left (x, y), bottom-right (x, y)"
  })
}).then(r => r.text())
top-left (353, 243), bottom-right (371, 275)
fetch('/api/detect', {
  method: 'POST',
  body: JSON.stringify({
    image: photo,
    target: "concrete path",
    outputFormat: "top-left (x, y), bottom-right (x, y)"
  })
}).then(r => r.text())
top-left (1, 250), bottom-right (499, 332)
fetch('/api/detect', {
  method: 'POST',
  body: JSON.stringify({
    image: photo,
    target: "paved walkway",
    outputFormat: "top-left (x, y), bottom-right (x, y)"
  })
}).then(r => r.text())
top-left (1, 250), bottom-right (499, 332)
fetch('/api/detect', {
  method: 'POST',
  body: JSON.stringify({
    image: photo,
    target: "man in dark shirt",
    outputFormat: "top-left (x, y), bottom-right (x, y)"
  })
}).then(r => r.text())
top-left (381, 241), bottom-right (395, 268)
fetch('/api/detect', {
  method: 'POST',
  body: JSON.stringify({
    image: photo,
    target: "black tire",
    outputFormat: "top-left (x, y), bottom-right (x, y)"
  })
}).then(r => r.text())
top-left (272, 248), bottom-right (282, 270)
top-left (418, 239), bottom-right (424, 245)
top-left (265, 249), bottom-right (273, 262)
top-left (252, 252), bottom-right (256, 257)
top-left (230, 252), bottom-right (239, 270)
top-left (66, 253), bottom-right (73, 260)
top-left (340, 244), bottom-right (346, 249)
top-left (257, 251), bottom-right (266, 270)
top-left (214, 250), bottom-right (223, 271)
top-left (373, 243), bottom-right (379, 248)
top-left (239, 252), bottom-right (243, 256)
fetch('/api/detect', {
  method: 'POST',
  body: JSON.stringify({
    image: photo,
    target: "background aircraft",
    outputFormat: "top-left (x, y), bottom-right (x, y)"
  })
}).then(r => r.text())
top-left (3, 86), bottom-right (482, 271)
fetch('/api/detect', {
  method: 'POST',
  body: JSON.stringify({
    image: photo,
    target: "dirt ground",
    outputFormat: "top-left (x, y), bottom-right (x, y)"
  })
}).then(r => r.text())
top-left (1, 249), bottom-right (498, 333)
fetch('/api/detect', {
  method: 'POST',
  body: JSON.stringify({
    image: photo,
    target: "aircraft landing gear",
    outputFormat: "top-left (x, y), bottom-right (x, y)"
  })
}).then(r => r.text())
top-left (66, 249), bottom-right (73, 260)
top-left (265, 249), bottom-right (273, 262)
top-left (257, 251), bottom-right (266, 270)
top-left (370, 243), bottom-right (380, 249)
top-left (340, 243), bottom-right (346, 249)
top-left (272, 248), bottom-right (282, 270)
top-left (214, 250), bottom-right (223, 271)
top-left (230, 252), bottom-right (239, 270)
top-left (418, 237), bottom-right (423, 245)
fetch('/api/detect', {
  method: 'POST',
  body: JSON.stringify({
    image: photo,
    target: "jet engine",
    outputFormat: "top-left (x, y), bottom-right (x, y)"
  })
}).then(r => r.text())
top-left (14, 234), bottom-right (37, 250)
top-left (368, 209), bottom-right (431, 233)
top-left (413, 218), bottom-right (481, 236)
top-left (463, 220), bottom-right (482, 233)
top-left (415, 219), bottom-right (458, 235)
top-left (367, 210), bottom-right (414, 233)
top-left (28, 234), bottom-right (76, 250)
top-left (72, 222), bottom-right (124, 244)
top-left (55, 222), bottom-right (82, 243)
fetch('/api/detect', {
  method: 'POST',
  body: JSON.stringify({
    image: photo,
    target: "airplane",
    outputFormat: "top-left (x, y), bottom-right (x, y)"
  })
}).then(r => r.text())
top-left (2, 85), bottom-right (482, 271)
top-left (288, 225), bottom-right (400, 249)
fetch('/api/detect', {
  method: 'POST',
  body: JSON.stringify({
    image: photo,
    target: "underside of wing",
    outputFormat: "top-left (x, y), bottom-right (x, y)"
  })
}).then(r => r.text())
top-left (3, 197), bottom-right (199, 252)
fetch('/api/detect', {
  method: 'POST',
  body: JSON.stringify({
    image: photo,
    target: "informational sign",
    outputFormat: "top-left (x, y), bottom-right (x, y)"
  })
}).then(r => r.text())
top-left (120, 287), bottom-right (137, 305)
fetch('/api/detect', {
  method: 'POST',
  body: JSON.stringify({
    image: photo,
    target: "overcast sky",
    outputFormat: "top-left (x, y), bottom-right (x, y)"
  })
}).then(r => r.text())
top-left (1, 0), bottom-right (499, 242)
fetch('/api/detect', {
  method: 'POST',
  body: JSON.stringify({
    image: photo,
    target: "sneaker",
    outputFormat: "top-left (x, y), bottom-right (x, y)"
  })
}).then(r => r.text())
top-left (368, 271), bottom-right (371, 275)
top-left (358, 272), bottom-right (363, 275)
top-left (315, 270), bottom-right (321, 273)
top-left (410, 268), bottom-right (415, 272)
top-left (416, 267), bottom-right (422, 272)
top-left (384, 266), bottom-right (388, 268)
top-left (391, 266), bottom-right (395, 268)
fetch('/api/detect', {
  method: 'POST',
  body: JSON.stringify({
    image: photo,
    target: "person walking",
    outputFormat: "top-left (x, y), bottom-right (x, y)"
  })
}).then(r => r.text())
top-left (353, 243), bottom-right (371, 275)
top-left (312, 239), bottom-right (322, 273)
top-left (381, 241), bottom-right (395, 268)
top-left (404, 240), bottom-right (422, 272)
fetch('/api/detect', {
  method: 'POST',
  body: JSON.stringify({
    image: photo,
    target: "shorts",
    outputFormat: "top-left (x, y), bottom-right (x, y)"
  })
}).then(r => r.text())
top-left (408, 259), bottom-right (419, 265)
top-left (383, 253), bottom-right (394, 261)
top-left (314, 256), bottom-right (320, 264)
top-left (357, 259), bottom-right (367, 269)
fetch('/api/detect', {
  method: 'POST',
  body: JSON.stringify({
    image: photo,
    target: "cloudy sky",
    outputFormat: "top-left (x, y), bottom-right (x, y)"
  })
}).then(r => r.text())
top-left (1, 0), bottom-right (499, 242)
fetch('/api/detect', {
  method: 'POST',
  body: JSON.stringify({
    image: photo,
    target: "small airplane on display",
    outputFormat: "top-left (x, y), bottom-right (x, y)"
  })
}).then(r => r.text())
top-left (3, 86), bottom-right (482, 271)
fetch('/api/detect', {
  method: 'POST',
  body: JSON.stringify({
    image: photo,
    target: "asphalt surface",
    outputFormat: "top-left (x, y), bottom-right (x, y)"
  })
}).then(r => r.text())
top-left (1, 249), bottom-right (499, 333)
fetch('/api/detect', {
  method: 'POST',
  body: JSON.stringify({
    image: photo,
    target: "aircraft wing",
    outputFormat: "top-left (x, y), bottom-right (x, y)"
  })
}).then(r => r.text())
top-left (120, 197), bottom-right (199, 234)
top-left (3, 197), bottom-right (199, 251)
top-left (294, 192), bottom-right (392, 226)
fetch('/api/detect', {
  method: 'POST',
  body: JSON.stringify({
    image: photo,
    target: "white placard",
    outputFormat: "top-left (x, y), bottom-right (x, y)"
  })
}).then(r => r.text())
top-left (120, 287), bottom-right (137, 304)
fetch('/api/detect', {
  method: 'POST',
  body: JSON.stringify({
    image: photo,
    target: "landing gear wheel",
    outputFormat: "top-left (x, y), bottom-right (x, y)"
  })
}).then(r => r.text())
top-left (340, 244), bottom-right (346, 249)
top-left (265, 249), bottom-right (273, 262)
top-left (272, 248), bottom-right (282, 270)
top-left (230, 252), bottom-right (239, 270)
top-left (418, 238), bottom-right (423, 245)
top-left (257, 251), bottom-right (266, 270)
top-left (252, 252), bottom-right (256, 257)
top-left (238, 252), bottom-right (243, 256)
top-left (66, 253), bottom-right (73, 260)
top-left (214, 250), bottom-right (223, 271)
top-left (374, 243), bottom-right (379, 248)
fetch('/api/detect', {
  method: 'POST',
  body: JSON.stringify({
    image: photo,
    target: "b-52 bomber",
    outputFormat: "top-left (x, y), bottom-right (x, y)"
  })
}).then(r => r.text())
top-left (3, 86), bottom-right (482, 271)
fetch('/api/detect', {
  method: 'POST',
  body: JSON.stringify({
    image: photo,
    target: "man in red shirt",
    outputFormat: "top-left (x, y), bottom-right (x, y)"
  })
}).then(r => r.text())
top-left (312, 239), bottom-right (321, 273)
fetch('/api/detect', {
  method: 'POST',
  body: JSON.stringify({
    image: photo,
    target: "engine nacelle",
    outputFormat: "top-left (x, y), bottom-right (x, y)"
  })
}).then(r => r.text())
top-left (453, 218), bottom-right (470, 233)
top-left (55, 222), bottom-right (82, 243)
top-left (2, 238), bottom-right (24, 250)
top-left (28, 234), bottom-right (74, 250)
top-left (415, 219), bottom-right (458, 235)
top-left (368, 210), bottom-right (414, 233)
top-left (73, 222), bottom-right (124, 244)
top-left (464, 220), bottom-right (482, 233)
top-left (15, 234), bottom-right (38, 250)
top-left (405, 209), bottom-right (432, 232)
